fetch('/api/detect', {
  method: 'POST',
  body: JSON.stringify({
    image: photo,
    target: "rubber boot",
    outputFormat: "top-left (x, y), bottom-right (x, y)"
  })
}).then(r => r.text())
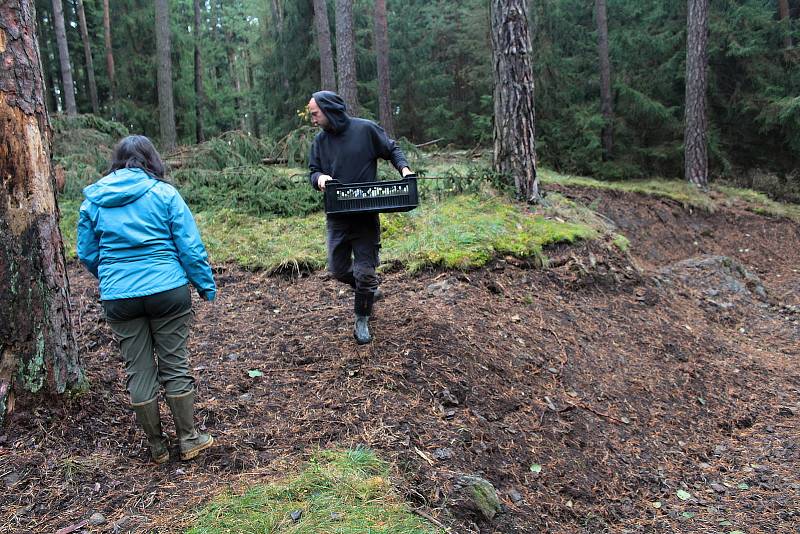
top-left (353, 292), bottom-right (374, 344)
top-left (373, 288), bottom-right (385, 302)
top-left (165, 389), bottom-right (214, 461)
top-left (131, 397), bottom-right (169, 464)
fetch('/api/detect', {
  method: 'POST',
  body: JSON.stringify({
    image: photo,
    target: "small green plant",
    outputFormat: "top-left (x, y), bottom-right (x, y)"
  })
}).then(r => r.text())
top-left (186, 448), bottom-right (443, 534)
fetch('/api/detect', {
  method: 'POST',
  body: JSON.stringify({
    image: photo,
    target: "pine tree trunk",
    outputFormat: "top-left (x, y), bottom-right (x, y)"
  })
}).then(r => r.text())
top-left (778, 0), bottom-right (793, 49)
top-left (225, 41), bottom-right (246, 132)
top-left (194, 0), bottom-right (204, 143)
top-left (374, 0), bottom-right (394, 138)
top-left (36, 6), bottom-right (59, 113)
top-left (269, 0), bottom-right (290, 92)
top-left (335, 0), bottom-right (359, 114)
top-left (684, 0), bottom-right (709, 189)
top-left (595, 0), bottom-right (613, 161)
top-left (50, 0), bottom-right (76, 115)
top-left (75, 0), bottom-right (98, 114)
top-left (102, 0), bottom-right (115, 103)
top-left (312, 0), bottom-right (336, 91)
top-left (155, 0), bottom-right (176, 151)
top-left (490, 0), bottom-right (539, 202)
top-left (0, 0), bottom-right (86, 426)
top-left (244, 49), bottom-right (259, 137)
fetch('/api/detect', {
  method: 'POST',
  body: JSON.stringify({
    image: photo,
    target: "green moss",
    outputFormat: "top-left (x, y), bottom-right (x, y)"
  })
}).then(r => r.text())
top-left (186, 448), bottom-right (442, 534)
top-left (716, 185), bottom-right (800, 222)
top-left (538, 168), bottom-right (716, 210)
top-left (612, 234), bottom-right (631, 251)
top-left (19, 330), bottom-right (46, 394)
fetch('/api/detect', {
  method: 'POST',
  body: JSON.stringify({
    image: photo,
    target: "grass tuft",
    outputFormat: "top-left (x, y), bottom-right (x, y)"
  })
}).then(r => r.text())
top-left (186, 448), bottom-right (442, 534)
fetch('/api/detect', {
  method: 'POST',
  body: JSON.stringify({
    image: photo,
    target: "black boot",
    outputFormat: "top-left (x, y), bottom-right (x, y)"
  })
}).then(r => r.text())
top-left (353, 292), bottom-right (374, 344)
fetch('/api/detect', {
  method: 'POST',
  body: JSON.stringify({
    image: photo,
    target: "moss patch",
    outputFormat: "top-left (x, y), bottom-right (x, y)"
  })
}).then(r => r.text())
top-left (186, 448), bottom-right (442, 534)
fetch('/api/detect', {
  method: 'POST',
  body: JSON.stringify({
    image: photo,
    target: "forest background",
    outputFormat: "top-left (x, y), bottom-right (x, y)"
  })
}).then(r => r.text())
top-left (36, 0), bottom-right (800, 201)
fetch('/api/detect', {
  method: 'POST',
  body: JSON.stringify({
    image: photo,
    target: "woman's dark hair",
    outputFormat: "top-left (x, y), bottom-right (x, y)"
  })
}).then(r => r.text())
top-left (108, 135), bottom-right (167, 180)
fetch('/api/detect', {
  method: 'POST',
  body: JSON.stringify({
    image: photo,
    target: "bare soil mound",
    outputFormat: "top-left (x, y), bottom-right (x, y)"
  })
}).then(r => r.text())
top-left (2, 187), bottom-right (799, 533)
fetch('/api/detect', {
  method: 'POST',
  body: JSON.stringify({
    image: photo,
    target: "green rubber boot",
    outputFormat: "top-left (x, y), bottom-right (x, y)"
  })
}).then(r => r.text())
top-left (165, 389), bottom-right (214, 461)
top-left (131, 397), bottom-right (170, 464)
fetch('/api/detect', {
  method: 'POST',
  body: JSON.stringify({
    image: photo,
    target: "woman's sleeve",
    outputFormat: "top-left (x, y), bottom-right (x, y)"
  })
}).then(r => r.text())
top-left (76, 201), bottom-right (100, 278)
top-left (168, 192), bottom-right (217, 301)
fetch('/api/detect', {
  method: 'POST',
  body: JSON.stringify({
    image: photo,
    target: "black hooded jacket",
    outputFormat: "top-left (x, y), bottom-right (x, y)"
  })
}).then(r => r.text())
top-left (308, 91), bottom-right (409, 191)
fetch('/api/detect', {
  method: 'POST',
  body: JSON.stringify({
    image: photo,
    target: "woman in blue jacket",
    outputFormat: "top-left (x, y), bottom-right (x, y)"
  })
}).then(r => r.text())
top-left (77, 135), bottom-right (216, 463)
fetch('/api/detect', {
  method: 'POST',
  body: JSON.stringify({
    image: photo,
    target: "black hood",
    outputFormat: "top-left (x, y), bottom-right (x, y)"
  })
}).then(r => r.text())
top-left (312, 90), bottom-right (351, 134)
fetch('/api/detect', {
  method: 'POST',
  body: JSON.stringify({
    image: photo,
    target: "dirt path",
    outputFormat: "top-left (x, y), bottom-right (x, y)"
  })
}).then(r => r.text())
top-left (2, 188), bottom-right (799, 533)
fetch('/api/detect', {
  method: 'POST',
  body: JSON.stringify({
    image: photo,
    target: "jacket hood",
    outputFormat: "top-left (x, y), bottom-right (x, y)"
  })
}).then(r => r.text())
top-left (313, 90), bottom-right (351, 134)
top-left (83, 168), bottom-right (160, 208)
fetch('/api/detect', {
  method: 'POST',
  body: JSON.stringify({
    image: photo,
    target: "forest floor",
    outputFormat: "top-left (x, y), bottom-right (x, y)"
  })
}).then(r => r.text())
top-left (2, 184), bottom-right (799, 533)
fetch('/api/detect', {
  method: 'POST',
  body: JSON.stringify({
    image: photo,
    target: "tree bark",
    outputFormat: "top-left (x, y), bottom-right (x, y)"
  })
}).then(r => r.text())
top-left (269, 0), bottom-right (290, 92)
top-left (374, 0), bottom-right (394, 138)
top-left (1, 0), bottom-right (86, 426)
top-left (155, 0), bottom-right (176, 150)
top-left (36, 5), bottom-right (59, 113)
top-left (50, 0), bottom-right (76, 114)
top-left (243, 48), bottom-right (259, 136)
top-left (226, 43), bottom-right (246, 132)
top-left (684, 0), bottom-right (709, 189)
top-left (75, 0), bottom-right (98, 114)
top-left (595, 0), bottom-right (613, 161)
top-left (312, 0), bottom-right (336, 91)
top-left (778, 0), bottom-right (793, 49)
top-left (490, 0), bottom-right (539, 202)
top-left (102, 0), bottom-right (115, 103)
top-left (193, 0), bottom-right (204, 142)
top-left (335, 0), bottom-right (359, 114)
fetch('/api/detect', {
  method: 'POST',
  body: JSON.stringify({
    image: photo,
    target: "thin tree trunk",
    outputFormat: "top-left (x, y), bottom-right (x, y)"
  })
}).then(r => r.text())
top-left (490, 0), bottom-right (539, 202)
top-left (595, 0), bottom-right (613, 161)
top-left (1, 0), bottom-right (86, 426)
top-left (75, 0), bottom-right (98, 114)
top-left (36, 6), bottom-right (59, 113)
top-left (226, 45), bottom-right (246, 132)
top-left (778, 0), bottom-right (793, 49)
top-left (374, 0), bottom-right (394, 137)
top-left (684, 0), bottom-right (710, 189)
top-left (102, 0), bottom-right (115, 103)
top-left (269, 0), bottom-right (290, 92)
top-left (312, 0), bottom-right (336, 90)
top-left (51, 0), bottom-right (76, 114)
top-left (155, 0), bottom-right (176, 150)
top-left (244, 48), bottom-right (259, 136)
top-left (335, 0), bottom-right (359, 114)
top-left (194, 0), bottom-right (204, 142)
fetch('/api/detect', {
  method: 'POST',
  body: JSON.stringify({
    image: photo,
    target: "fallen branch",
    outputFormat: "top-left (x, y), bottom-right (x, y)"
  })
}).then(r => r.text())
top-left (412, 508), bottom-right (451, 532)
top-left (563, 398), bottom-right (631, 425)
top-left (414, 138), bottom-right (444, 148)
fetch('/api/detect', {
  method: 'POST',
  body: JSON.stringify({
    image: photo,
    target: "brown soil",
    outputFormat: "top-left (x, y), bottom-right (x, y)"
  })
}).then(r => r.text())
top-left (2, 187), bottom-right (799, 534)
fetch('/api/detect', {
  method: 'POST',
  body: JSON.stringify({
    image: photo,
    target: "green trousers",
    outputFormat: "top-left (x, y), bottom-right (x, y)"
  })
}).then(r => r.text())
top-left (103, 285), bottom-right (195, 404)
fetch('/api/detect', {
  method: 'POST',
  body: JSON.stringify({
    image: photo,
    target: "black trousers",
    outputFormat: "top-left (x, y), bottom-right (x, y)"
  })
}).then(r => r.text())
top-left (326, 213), bottom-right (380, 296)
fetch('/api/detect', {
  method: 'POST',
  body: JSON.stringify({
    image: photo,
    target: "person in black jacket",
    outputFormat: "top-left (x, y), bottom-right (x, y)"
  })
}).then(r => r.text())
top-left (308, 90), bottom-right (413, 344)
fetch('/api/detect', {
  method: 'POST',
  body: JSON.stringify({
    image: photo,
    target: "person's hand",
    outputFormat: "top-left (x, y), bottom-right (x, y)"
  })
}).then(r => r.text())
top-left (318, 174), bottom-right (333, 190)
top-left (401, 167), bottom-right (414, 177)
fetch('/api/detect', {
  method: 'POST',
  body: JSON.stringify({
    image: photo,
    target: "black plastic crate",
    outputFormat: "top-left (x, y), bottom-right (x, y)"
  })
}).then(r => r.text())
top-left (324, 175), bottom-right (419, 215)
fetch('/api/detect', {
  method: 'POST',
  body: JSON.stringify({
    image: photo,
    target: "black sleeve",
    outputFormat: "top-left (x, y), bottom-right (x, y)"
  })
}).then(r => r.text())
top-left (371, 123), bottom-right (409, 174)
top-left (309, 136), bottom-right (324, 190)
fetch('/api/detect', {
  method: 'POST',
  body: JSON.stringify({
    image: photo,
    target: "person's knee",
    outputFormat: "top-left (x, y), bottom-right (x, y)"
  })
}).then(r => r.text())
top-left (162, 375), bottom-right (194, 397)
top-left (128, 378), bottom-right (159, 405)
top-left (353, 265), bottom-right (378, 289)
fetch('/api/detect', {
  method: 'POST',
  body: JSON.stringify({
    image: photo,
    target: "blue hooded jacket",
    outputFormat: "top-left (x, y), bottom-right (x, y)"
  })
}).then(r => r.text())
top-left (77, 168), bottom-right (217, 301)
